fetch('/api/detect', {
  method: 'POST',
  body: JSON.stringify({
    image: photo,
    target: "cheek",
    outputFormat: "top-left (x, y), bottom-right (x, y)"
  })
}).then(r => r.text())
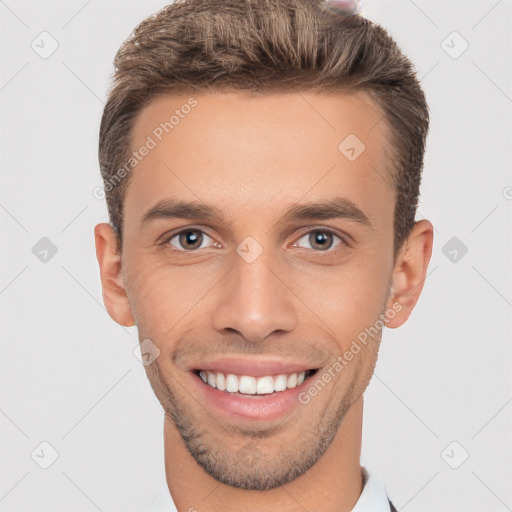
top-left (297, 258), bottom-right (391, 349)
top-left (123, 255), bottom-right (220, 335)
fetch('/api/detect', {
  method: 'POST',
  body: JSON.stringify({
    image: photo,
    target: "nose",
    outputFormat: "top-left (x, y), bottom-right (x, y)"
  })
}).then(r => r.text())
top-left (211, 248), bottom-right (299, 343)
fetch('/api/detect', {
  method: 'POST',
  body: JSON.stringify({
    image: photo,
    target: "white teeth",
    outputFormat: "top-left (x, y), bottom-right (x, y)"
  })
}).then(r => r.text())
top-left (274, 374), bottom-right (287, 392)
top-left (216, 372), bottom-right (226, 391)
top-left (239, 376), bottom-right (257, 394)
top-left (207, 371), bottom-right (216, 388)
top-left (256, 376), bottom-right (274, 394)
top-left (225, 373), bottom-right (238, 393)
top-left (199, 370), bottom-right (309, 395)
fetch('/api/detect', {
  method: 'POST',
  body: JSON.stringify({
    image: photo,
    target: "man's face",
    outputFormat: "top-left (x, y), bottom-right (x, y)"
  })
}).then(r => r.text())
top-left (121, 91), bottom-right (396, 489)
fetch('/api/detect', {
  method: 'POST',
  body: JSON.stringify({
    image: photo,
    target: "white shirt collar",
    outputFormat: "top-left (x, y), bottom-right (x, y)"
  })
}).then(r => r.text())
top-left (350, 466), bottom-right (392, 512)
top-left (147, 465), bottom-right (392, 511)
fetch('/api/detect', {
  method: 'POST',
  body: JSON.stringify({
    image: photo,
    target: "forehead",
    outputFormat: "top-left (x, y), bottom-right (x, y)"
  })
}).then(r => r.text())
top-left (125, 91), bottom-right (393, 229)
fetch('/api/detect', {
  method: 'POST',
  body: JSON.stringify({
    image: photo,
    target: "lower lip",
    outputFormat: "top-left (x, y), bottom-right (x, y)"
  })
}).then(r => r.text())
top-left (190, 371), bottom-right (315, 422)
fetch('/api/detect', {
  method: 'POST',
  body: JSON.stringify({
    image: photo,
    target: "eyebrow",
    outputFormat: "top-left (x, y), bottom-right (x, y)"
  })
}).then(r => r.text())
top-left (279, 197), bottom-right (372, 227)
top-left (140, 199), bottom-right (226, 228)
top-left (140, 196), bottom-right (372, 230)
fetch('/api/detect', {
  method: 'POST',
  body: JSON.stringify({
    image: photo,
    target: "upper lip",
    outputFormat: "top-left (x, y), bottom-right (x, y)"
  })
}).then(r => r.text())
top-left (190, 357), bottom-right (318, 377)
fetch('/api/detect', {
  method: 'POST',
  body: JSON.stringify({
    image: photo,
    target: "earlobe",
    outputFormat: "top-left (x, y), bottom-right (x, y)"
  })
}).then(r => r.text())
top-left (94, 223), bottom-right (135, 327)
top-left (385, 219), bottom-right (434, 329)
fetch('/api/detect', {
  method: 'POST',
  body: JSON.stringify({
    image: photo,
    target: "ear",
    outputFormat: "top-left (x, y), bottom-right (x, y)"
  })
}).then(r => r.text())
top-left (94, 223), bottom-right (135, 327)
top-left (384, 219), bottom-right (434, 328)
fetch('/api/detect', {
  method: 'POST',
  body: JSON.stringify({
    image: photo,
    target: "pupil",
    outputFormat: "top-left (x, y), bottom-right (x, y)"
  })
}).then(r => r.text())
top-left (180, 230), bottom-right (202, 249)
top-left (310, 231), bottom-right (332, 250)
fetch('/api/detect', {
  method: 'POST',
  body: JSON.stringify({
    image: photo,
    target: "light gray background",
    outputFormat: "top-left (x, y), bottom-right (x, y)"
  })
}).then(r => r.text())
top-left (1, 0), bottom-right (511, 510)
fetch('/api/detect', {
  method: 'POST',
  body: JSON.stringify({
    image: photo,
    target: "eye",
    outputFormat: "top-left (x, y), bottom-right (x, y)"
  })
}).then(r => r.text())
top-left (161, 227), bottom-right (347, 253)
top-left (293, 229), bottom-right (346, 251)
top-left (164, 229), bottom-right (220, 252)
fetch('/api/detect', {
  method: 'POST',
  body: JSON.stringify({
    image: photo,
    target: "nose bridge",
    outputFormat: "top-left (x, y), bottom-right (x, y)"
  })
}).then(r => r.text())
top-left (211, 241), bottom-right (298, 342)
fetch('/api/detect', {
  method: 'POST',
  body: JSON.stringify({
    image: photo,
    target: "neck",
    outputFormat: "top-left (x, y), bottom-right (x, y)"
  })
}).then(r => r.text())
top-left (163, 397), bottom-right (364, 512)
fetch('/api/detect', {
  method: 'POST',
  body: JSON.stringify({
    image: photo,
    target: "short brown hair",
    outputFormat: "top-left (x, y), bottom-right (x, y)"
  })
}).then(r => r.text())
top-left (99, 0), bottom-right (429, 257)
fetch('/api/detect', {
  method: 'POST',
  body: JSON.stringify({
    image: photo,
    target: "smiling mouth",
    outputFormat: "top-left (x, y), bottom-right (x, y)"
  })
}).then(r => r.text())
top-left (192, 368), bottom-right (319, 396)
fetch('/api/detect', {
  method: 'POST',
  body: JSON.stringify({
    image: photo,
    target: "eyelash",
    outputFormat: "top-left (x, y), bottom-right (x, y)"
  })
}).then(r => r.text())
top-left (160, 226), bottom-right (349, 254)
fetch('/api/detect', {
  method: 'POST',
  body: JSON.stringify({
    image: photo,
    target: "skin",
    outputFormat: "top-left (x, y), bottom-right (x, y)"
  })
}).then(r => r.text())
top-left (95, 91), bottom-right (433, 512)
